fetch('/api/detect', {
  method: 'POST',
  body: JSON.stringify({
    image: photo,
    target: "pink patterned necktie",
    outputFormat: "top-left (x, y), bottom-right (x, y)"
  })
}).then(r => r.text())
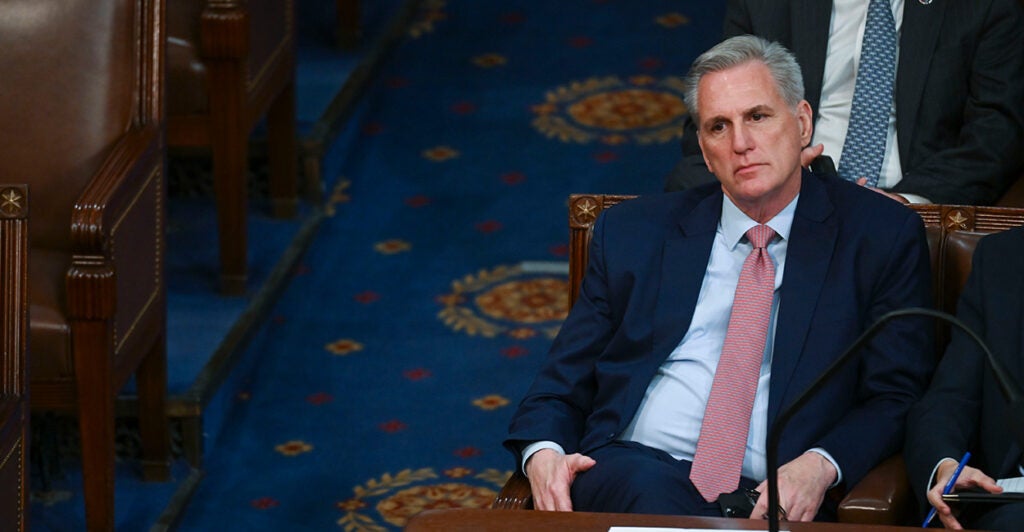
top-left (690, 224), bottom-right (777, 502)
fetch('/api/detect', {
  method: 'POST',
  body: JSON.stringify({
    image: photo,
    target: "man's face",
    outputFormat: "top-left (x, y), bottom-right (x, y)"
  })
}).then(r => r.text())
top-left (696, 60), bottom-right (812, 219)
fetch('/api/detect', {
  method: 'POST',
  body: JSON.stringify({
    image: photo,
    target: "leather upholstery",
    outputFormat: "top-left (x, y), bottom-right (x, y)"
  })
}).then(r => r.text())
top-left (0, 1), bottom-right (170, 530)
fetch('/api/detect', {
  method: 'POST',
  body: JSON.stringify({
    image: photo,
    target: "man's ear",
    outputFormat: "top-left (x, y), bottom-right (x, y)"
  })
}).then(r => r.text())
top-left (796, 100), bottom-right (813, 144)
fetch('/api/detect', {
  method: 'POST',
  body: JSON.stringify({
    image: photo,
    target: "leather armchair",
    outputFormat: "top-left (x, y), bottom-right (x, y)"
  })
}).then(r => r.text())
top-left (0, 185), bottom-right (29, 532)
top-left (0, 1), bottom-right (170, 530)
top-left (167, 0), bottom-right (299, 294)
top-left (493, 196), bottom-right (1024, 527)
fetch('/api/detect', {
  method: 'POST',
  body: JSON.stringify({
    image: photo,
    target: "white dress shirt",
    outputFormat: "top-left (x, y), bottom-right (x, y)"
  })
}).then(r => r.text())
top-left (813, 0), bottom-right (928, 203)
top-left (619, 194), bottom-right (793, 482)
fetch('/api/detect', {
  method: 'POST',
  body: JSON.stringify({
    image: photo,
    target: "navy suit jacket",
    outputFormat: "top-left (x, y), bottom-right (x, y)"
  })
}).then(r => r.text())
top-left (507, 171), bottom-right (935, 493)
top-left (672, 0), bottom-right (1024, 205)
top-left (905, 226), bottom-right (1024, 516)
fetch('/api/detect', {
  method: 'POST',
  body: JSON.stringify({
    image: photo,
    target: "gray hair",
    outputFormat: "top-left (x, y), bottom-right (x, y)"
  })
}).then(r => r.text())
top-left (683, 35), bottom-right (804, 125)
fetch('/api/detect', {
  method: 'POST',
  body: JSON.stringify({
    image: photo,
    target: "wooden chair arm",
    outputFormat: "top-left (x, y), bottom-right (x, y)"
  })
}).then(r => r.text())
top-left (70, 125), bottom-right (161, 255)
top-left (492, 470), bottom-right (533, 510)
top-left (67, 125), bottom-right (164, 332)
top-left (837, 454), bottom-right (913, 526)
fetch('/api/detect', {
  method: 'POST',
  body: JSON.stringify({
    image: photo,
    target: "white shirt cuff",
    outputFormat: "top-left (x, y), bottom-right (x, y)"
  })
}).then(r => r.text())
top-left (897, 192), bottom-right (931, 205)
top-left (521, 441), bottom-right (565, 476)
top-left (927, 457), bottom-right (960, 497)
top-left (807, 448), bottom-right (843, 488)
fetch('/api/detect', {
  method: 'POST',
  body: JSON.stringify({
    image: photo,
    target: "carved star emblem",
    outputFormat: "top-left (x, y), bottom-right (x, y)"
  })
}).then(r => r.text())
top-left (946, 210), bottom-right (969, 230)
top-left (0, 188), bottom-right (23, 216)
top-left (575, 198), bottom-right (598, 223)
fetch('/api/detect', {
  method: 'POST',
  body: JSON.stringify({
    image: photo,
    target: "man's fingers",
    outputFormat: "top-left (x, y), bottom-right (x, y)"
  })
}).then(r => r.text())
top-left (937, 508), bottom-right (964, 530)
top-left (800, 144), bottom-right (825, 168)
top-left (958, 467), bottom-right (1002, 493)
top-left (533, 492), bottom-right (555, 511)
top-left (526, 451), bottom-right (594, 512)
top-left (566, 453), bottom-right (596, 473)
top-left (552, 489), bottom-right (574, 512)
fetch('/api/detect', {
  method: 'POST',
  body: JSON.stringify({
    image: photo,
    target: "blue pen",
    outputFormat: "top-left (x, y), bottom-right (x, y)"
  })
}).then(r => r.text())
top-left (922, 451), bottom-right (972, 528)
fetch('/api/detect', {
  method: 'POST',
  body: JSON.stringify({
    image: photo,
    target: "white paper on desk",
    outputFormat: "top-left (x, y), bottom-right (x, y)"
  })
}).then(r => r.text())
top-left (609, 528), bottom-right (755, 532)
top-left (997, 476), bottom-right (1024, 492)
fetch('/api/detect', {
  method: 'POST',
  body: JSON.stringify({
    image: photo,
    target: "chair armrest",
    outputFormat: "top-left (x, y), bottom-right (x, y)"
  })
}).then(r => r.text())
top-left (67, 125), bottom-right (164, 330)
top-left (492, 471), bottom-right (533, 510)
top-left (837, 454), bottom-right (913, 526)
top-left (69, 125), bottom-right (161, 255)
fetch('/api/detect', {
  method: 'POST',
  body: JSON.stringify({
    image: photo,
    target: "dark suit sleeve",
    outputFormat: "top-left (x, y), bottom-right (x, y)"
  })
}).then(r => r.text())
top-left (904, 235), bottom-right (994, 514)
top-left (504, 212), bottom-right (618, 461)
top-left (810, 207), bottom-right (936, 488)
top-left (892, 0), bottom-right (1024, 205)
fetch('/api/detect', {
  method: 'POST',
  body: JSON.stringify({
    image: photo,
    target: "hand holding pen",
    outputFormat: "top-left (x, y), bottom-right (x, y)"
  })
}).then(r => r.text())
top-left (922, 451), bottom-right (1003, 528)
top-left (922, 452), bottom-right (970, 528)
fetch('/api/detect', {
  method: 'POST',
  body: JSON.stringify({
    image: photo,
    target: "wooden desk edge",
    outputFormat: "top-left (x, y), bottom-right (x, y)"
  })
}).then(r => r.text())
top-left (404, 508), bottom-right (963, 531)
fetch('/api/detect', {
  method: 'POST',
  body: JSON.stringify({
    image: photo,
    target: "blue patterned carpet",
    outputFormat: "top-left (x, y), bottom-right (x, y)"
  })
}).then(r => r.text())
top-left (31, 0), bottom-right (724, 529)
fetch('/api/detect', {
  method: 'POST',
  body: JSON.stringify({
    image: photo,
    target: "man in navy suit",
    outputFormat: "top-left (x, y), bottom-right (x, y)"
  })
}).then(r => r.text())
top-left (905, 226), bottom-right (1024, 531)
top-left (666, 0), bottom-right (1024, 206)
top-left (505, 35), bottom-right (934, 521)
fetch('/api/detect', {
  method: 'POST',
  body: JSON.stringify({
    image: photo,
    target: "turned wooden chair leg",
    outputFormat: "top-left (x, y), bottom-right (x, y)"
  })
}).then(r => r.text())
top-left (267, 79), bottom-right (298, 219)
top-left (74, 323), bottom-right (116, 532)
top-left (137, 335), bottom-right (170, 481)
top-left (211, 134), bottom-right (248, 295)
top-left (207, 49), bottom-right (249, 295)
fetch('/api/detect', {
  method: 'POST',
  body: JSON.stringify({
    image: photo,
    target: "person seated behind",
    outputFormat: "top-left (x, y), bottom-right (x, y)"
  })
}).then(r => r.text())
top-left (666, 0), bottom-right (1024, 206)
top-left (905, 226), bottom-right (1024, 531)
top-left (504, 35), bottom-right (934, 522)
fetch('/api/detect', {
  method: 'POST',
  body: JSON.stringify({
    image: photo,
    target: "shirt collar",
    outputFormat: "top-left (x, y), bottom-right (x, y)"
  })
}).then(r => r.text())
top-left (720, 193), bottom-right (799, 250)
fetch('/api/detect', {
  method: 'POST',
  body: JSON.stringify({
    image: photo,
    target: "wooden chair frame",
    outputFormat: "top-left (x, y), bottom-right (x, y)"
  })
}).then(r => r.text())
top-left (0, 184), bottom-right (28, 531)
top-left (167, 0), bottom-right (299, 294)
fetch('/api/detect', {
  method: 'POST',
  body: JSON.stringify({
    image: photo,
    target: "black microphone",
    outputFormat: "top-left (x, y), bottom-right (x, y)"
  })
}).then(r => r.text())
top-left (764, 307), bottom-right (1024, 532)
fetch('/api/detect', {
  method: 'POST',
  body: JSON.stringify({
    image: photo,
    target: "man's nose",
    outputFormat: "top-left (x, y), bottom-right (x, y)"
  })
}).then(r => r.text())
top-left (731, 123), bottom-right (754, 153)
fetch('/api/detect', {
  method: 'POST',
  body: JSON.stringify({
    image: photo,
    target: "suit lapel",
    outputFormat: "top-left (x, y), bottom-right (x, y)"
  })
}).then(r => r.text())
top-left (896, 0), bottom-right (947, 163)
top-left (767, 172), bottom-right (838, 424)
top-left (790, 0), bottom-right (832, 112)
top-left (651, 192), bottom-right (721, 359)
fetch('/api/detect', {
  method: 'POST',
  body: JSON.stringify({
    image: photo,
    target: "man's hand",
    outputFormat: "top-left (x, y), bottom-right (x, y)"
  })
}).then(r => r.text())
top-left (750, 452), bottom-right (837, 522)
top-left (800, 143), bottom-right (825, 169)
top-left (926, 461), bottom-right (1002, 530)
top-left (524, 448), bottom-right (596, 511)
top-left (855, 177), bottom-right (910, 204)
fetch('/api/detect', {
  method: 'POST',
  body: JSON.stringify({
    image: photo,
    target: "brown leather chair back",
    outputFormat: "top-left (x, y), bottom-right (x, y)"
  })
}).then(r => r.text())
top-left (0, 2), bottom-right (169, 529)
top-left (0, 1), bottom-right (138, 251)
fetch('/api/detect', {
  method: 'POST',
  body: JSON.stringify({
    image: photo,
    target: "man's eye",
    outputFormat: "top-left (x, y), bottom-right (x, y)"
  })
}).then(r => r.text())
top-left (751, 113), bottom-right (765, 121)
top-left (710, 122), bottom-right (726, 133)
